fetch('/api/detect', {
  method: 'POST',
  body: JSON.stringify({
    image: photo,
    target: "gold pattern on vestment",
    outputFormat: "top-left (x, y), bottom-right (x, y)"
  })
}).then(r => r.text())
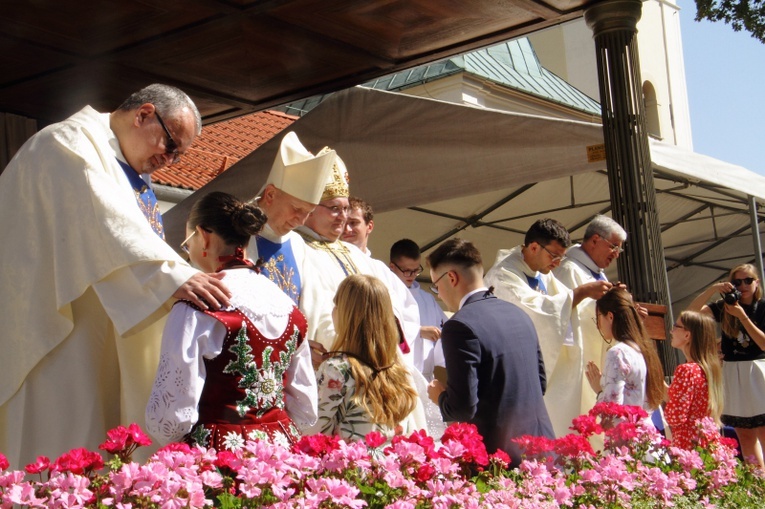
top-left (261, 254), bottom-right (299, 299)
top-left (317, 146), bottom-right (349, 200)
top-left (300, 233), bottom-right (359, 276)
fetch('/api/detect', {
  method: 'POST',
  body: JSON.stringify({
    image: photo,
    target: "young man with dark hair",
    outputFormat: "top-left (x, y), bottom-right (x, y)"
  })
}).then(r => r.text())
top-left (426, 238), bottom-right (553, 466)
top-left (484, 218), bottom-right (611, 437)
top-left (389, 238), bottom-right (448, 379)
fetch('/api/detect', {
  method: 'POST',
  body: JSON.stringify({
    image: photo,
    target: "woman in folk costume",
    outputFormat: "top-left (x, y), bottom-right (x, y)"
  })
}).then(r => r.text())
top-left (145, 192), bottom-right (317, 451)
top-left (306, 274), bottom-right (419, 441)
top-left (585, 287), bottom-right (666, 425)
top-left (665, 310), bottom-right (723, 449)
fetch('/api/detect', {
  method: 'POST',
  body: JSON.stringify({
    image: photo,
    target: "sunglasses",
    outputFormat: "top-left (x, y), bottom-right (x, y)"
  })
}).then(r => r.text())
top-left (154, 109), bottom-right (181, 164)
top-left (732, 277), bottom-right (756, 287)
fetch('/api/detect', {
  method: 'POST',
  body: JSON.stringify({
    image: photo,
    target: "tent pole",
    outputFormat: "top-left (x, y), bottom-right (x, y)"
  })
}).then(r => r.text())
top-left (750, 195), bottom-right (764, 281)
top-left (585, 0), bottom-right (678, 375)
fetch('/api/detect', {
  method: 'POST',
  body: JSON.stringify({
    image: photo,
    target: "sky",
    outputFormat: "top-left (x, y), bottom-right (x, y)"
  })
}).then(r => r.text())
top-left (679, 4), bottom-right (765, 175)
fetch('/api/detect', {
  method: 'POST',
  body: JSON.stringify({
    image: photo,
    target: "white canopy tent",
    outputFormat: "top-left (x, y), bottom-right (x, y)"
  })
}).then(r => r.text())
top-left (164, 87), bottom-right (765, 315)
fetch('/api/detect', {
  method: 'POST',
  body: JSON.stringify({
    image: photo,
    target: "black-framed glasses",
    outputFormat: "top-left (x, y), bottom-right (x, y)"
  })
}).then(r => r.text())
top-left (154, 109), bottom-right (181, 164)
top-left (601, 236), bottom-right (624, 254)
top-left (317, 203), bottom-right (350, 216)
top-left (392, 261), bottom-right (423, 278)
top-left (430, 270), bottom-right (451, 294)
top-left (541, 244), bottom-right (566, 263)
top-left (733, 277), bottom-right (756, 287)
top-left (180, 229), bottom-right (196, 254)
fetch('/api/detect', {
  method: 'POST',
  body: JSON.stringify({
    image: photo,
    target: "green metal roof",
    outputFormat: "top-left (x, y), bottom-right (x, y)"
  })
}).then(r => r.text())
top-left (280, 38), bottom-right (601, 116)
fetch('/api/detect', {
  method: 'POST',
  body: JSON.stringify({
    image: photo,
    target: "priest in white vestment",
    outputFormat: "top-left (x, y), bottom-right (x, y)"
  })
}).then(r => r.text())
top-left (296, 151), bottom-right (440, 436)
top-left (245, 132), bottom-right (336, 306)
top-left (0, 84), bottom-right (231, 468)
top-left (484, 218), bottom-right (611, 437)
top-left (553, 215), bottom-right (627, 427)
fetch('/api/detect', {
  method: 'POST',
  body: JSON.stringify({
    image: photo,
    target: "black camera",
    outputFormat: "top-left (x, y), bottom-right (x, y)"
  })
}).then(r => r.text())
top-left (723, 290), bottom-right (741, 305)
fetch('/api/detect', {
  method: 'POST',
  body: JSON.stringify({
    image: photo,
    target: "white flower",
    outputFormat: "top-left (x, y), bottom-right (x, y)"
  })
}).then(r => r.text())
top-left (247, 429), bottom-right (269, 442)
top-left (254, 367), bottom-right (279, 407)
top-left (222, 431), bottom-right (245, 451)
top-left (272, 431), bottom-right (291, 449)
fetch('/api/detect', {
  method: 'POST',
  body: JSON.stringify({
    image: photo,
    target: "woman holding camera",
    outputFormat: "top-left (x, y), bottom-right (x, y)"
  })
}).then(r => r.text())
top-left (688, 263), bottom-right (765, 468)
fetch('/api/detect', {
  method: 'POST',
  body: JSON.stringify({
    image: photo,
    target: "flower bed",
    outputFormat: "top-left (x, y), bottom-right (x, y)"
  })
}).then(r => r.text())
top-left (1, 403), bottom-right (764, 508)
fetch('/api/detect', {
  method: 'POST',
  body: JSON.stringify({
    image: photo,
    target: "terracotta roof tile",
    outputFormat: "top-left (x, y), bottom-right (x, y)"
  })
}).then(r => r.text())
top-left (152, 110), bottom-right (297, 190)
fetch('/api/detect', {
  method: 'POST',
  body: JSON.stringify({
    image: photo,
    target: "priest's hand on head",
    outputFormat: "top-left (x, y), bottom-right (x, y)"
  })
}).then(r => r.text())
top-left (173, 272), bottom-right (232, 310)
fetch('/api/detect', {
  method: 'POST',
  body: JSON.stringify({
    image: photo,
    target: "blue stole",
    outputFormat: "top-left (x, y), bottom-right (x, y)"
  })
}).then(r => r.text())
top-left (116, 159), bottom-right (164, 239)
top-left (526, 274), bottom-right (547, 294)
top-left (589, 269), bottom-right (607, 281)
top-left (256, 236), bottom-right (302, 305)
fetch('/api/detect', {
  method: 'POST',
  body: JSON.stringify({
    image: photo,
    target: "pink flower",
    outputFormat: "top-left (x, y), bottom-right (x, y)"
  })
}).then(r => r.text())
top-left (513, 434), bottom-right (554, 457)
top-left (414, 463), bottom-right (436, 482)
top-left (24, 456), bottom-right (50, 475)
top-left (158, 442), bottom-right (192, 454)
top-left (0, 452), bottom-right (8, 471)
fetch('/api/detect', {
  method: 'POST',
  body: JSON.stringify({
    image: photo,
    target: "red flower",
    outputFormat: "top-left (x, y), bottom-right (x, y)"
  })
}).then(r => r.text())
top-left (25, 456), bottom-right (50, 475)
top-left (513, 435), bottom-right (555, 457)
top-left (126, 423), bottom-right (152, 447)
top-left (489, 450), bottom-right (511, 469)
top-left (552, 434), bottom-right (594, 457)
top-left (52, 448), bottom-right (104, 475)
top-left (327, 378), bottom-right (343, 390)
top-left (441, 423), bottom-right (489, 466)
top-left (215, 450), bottom-right (241, 471)
top-left (414, 463), bottom-right (436, 482)
top-left (159, 442), bottom-right (192, 454)
top-left (364, 431), bottom-right (386, 448)
top-left (570, 415), bottom-right (603, 437)
top-left (0, 452), bottom-right (8, 471)
top-left (294, 434), bottom-right (341, 457)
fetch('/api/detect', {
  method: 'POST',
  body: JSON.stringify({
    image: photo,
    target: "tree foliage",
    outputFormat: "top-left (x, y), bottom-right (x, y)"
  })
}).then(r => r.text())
top-left (695, 0), bottom-right (765, 43)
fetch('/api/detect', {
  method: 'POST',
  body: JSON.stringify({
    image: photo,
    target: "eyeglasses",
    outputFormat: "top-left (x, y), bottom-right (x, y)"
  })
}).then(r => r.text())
top-left (541, 244), bottom-right (566, 263)
top-left (672, 323), bottom-right (686, 330)
top-left (317, 204), bottom-right (350, 217)
top-left (430, 270), bottom-right (451, 294)
top-left (600, 236), bottom-right (624, 254)
top-left (180, 229), bottom-right (196, 254)
top-left (154, 109), bottom-right (181, 164)
top-left (732, 277), bottom-right (756, 287)
top-left (392, 261), bottom-right (423, 278)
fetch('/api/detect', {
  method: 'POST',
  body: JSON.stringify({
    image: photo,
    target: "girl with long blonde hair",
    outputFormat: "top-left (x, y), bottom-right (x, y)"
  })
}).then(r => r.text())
top-left (665, 311), bottom-right (724, 449)
top-left (308, 274), bottom-right (418, 439)
top-left (688, 263), bottom-right (765, 468)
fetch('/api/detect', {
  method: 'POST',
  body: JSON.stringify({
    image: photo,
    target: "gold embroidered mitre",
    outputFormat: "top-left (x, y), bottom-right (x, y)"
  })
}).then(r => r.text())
top-left (318, 146), bottom-right (350, 201)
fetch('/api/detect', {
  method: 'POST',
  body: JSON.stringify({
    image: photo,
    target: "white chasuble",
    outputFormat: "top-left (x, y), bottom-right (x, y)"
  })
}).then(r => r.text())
top-left (0, 106), bottom-right (197, 468)
top-left (484, 245), bottom-right (579, 437)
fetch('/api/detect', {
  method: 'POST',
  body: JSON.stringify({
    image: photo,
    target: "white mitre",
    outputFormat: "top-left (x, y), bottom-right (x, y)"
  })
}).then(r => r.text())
top-left (266, 131), bottom-right (336, 205)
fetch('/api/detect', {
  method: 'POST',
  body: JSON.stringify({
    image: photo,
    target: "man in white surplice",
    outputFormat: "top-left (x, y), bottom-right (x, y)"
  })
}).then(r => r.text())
top-left (484, 218), bottom-right (611, 437)
top-left (553, 215), bottom-right (627, 430)
top-left (0, 84), bottom-right (231, 469)
top-left (245, 132), bottom-right (336, 306)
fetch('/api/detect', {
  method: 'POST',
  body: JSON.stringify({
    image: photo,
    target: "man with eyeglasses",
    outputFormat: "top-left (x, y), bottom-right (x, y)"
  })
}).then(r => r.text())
top-left (0, 84), bottom-right (234, 469)
top-left (390, 239), bottom-right (448, 380)
top-left (484, 218), bottom-right (611, 437)
top-left (425, 238), bottom-right (554, 466)
top-left (295, 152), bottom-right (420, 365)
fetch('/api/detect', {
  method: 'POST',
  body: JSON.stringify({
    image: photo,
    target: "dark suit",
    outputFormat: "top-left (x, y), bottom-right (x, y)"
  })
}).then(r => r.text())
top-left (438, 290), bottom-right (554, 467)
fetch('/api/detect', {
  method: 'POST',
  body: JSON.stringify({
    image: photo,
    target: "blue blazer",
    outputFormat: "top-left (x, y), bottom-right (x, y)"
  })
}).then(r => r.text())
top-left (438, 291), bottom-right (554, 466)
